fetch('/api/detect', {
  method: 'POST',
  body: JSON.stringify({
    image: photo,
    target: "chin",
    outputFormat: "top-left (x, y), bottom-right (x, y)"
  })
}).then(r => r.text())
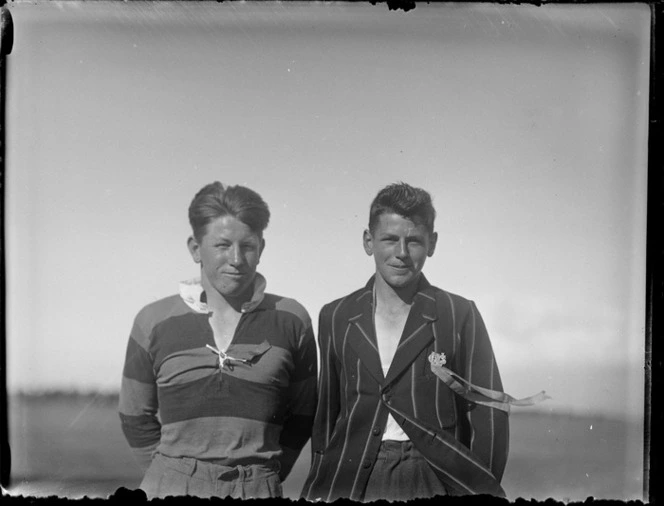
top-left (385, 275), bottom-right (416, 289)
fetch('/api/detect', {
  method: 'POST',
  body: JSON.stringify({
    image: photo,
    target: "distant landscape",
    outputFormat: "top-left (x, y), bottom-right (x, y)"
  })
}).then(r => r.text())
top-left (5, 392), bottom-right (646, 502)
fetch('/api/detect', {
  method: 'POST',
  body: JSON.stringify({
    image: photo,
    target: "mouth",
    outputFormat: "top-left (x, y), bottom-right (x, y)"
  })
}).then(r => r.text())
top-left (389, 265), bottom-right (412, 272)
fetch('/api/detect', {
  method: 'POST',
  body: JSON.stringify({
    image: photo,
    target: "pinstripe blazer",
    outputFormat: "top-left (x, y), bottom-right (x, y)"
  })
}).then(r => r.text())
top-left (301, 275), bottom-right (509, 501)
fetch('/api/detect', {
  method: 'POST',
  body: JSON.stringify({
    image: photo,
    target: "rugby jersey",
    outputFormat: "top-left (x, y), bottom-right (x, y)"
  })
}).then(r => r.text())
top-left (118, 274), bottom-right (317, 481)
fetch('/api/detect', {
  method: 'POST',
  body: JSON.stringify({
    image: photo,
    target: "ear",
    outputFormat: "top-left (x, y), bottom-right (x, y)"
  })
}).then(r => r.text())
top-left (258, 237), bottom-right (266, 261)
top-left (363, 229), bottom-right (374, 256)
top-left (187, 236), bottom-right (201, 264)
top-left (427, 231), bottom-right (438, 257)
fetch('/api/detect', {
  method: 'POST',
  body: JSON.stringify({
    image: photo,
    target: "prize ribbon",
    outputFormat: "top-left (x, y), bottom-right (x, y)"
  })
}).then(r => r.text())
top-left (428, 352), bottom-right (550, 413)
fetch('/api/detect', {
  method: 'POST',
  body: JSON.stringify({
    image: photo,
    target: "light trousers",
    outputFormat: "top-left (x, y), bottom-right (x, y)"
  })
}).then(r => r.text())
top-left (140, 453), bottom-right (282, 499)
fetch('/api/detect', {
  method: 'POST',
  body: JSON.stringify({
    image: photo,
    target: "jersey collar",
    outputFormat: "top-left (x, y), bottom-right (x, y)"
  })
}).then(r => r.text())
top-left (179, 273), bottom-right (267, 314)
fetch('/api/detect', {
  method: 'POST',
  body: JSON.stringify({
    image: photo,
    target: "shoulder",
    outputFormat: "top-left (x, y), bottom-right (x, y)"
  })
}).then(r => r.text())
top-left (131, 294), bottom-right (192, 345)
top-left (425, 284), bottom-right (477, 318)
top-left (429, 285), bottom-right (473, 306)
top-left (320, 285), bottom-right (372, 321)
top-left (425, 285), bottom-right (495, 340)
top-left (262, 293), bottom-right (312, 329)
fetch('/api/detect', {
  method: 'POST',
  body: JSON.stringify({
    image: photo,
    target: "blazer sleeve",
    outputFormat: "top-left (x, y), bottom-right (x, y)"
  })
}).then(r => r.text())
top-left (457, 301), bottom-right (509, 482)
top-left (309, 303), bottom-right (341, 458)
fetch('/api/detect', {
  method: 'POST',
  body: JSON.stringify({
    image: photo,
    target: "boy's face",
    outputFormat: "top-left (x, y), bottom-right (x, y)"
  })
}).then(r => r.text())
top-left (188, 215), bottom-right (264, 301)
top-left (363, 212), bottom-right (437, 290)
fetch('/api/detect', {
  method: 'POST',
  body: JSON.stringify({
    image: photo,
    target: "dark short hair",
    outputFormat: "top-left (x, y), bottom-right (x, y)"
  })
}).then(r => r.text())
top-left (368, 182), bottom-right (436, 234)
top-left (188, 182), bottom-right (270, 241)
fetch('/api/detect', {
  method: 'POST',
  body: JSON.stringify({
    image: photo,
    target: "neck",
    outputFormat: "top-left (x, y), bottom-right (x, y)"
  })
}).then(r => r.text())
top-left (373, 273), bottom-right (420, 309)
top-left (201, 274), bottom-right (253, 314)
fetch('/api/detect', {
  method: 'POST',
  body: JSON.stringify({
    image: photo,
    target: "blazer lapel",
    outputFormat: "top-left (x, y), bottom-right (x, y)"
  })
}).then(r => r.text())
top-left (384, 278), bottom-right (439, 386)
top-left (347, 287), bottom-right (384, 384)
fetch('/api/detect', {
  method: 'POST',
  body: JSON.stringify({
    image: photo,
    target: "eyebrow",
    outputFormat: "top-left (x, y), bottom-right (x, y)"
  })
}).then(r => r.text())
top-left (213, 237), bottom-right (260, 244)
top-left (379, 232), bottom-right (425, 240)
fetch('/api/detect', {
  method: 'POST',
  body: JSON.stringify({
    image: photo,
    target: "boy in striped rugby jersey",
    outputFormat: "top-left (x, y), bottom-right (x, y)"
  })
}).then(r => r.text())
top-left (119, 182), bottom-right (317, 499)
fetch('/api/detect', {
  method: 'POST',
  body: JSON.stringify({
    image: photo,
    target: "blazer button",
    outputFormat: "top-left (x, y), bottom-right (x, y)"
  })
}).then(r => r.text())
top-left (362, 459), bottom-right (372, 469)
top-left (372, 427), bottom-right (381, 436)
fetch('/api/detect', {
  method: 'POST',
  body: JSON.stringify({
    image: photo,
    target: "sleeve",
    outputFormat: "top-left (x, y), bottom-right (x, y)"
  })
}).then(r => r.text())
top-left (308, 304), bottom-right (341, 460)
top-left (278, 313), bottom-right (319, 481)
top-left (457, 301), bottom-right (509, 482)
top-left (118, 315), bottom-right (161, 472)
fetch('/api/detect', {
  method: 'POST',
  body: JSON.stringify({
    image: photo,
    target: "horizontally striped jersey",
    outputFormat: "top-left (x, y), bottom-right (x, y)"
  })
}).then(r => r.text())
top-left (118, 274), bottom-right (317, 480)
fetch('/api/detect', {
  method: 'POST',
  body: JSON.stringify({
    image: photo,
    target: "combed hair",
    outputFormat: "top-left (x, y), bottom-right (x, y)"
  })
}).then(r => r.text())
top-left (188, 182), bottom-right (270, 241)
top-left (368, 182), bottom-right (436, 233)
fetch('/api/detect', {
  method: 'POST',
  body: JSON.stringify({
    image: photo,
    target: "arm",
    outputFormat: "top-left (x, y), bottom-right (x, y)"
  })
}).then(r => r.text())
top-left (308, 305), bottom-right (341, 460)
top-left (118, 317), bottom-right (161, 472)
top-left (278, 320), bottom-right (318, 481)
top-left (457, 301), bottom-right (509, 481)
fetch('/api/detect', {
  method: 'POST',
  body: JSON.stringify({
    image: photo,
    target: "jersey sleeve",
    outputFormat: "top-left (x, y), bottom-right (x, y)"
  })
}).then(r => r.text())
top-left (278, 306), bottom-right (318, 481)
top-left (118, 312), bottom-right (161, 472)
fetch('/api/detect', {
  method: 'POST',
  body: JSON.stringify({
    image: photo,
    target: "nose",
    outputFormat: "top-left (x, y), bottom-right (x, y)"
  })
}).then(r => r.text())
top-left (395, 239), bottom-right (408, 259)
top-left (228, 245), bottom-right (245, 267)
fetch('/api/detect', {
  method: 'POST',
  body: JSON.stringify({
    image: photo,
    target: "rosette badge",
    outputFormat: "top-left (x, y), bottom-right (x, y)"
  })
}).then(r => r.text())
top-left (428, 351), bottom-right (447, 367)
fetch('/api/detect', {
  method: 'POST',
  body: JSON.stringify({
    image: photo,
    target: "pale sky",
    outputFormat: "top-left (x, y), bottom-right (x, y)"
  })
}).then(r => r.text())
top-left (5, 1), bottom-right (649, 428)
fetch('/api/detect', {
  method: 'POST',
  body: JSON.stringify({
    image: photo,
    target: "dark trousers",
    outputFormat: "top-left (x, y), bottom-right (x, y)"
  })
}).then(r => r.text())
top-left (362, 440), bottom-right (447, 502)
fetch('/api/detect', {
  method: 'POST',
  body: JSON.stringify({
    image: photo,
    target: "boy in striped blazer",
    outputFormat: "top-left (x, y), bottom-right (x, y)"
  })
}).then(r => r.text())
top-left (301, 182), bottom-right (509, 502)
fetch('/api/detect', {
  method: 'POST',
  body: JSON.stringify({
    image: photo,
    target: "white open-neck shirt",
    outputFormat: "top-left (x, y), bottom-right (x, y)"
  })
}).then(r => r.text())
top-left (374, 288), bottom-right (410, 442)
